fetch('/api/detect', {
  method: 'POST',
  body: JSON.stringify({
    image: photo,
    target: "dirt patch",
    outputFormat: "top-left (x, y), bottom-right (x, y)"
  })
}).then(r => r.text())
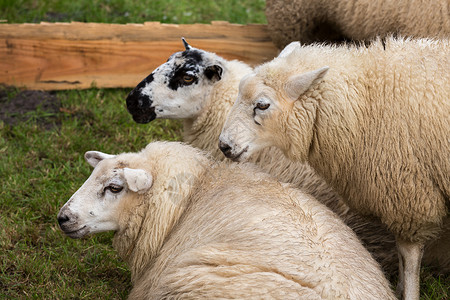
top-left (0, 86), bottom-right (61, 129)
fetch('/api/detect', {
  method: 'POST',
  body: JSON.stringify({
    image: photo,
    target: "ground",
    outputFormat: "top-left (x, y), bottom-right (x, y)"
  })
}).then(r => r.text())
top-left (0, 86), bottom-right (60, 129)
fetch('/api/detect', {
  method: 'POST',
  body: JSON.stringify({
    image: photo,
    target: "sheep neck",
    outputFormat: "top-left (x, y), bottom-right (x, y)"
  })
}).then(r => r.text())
top-left (287, 65), bottom-right (367, 201)
top-left (112, 190), bottom-right (190, 283)
top-left (112, 153), bottom-right (213, 284)
top-left (183, 61), bottom-right (252, 159)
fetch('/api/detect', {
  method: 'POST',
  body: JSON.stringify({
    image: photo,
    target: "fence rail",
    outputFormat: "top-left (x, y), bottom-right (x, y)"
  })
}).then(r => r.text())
top-left (0, 21), bottom-right (278, 90)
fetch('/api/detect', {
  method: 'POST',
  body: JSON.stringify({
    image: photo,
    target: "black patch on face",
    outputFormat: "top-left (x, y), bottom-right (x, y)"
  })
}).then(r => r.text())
top-left (168, 50), bottom-right (204, 91)
top-left (205, 65), bottom-right (223, 82)
top-left (130, 73), bottom-right (154, 97)
top-left (181, 49), bottom-right (203, 63)
top-left (126, 73), bottom-right (156, 123)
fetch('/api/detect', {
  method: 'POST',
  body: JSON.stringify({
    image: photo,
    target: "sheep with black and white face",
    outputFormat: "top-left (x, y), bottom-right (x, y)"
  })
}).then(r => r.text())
top-left (126, 38), bottom-right (223, 124)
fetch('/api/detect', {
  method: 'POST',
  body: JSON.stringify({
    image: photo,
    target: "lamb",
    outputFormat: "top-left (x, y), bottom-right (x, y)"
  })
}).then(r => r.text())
top-left (219, 37), bottom-right (450, 300)
top-left (266, 0), bottom-right (450, 48)
top-left (57, 141), bottom-right (396, 299)
top-left (125, 39), bottom-right (449, 277)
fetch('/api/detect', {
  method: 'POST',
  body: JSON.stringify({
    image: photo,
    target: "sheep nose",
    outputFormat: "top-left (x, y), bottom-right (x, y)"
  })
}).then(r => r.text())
top-left (57, 214), bottom-right (70, 227)
top-left (219, 140), bottom-right (232, 156)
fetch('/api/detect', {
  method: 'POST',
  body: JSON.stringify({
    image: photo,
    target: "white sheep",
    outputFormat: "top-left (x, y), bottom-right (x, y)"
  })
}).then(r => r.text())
top-left (219, 37), bottom-right (449, 300)
top-left (58, 141), bottom-right (396, 299)
top-left (125, 39), bottom-right (449, 277)
top-left (266, 0), bottom-right (450, 48)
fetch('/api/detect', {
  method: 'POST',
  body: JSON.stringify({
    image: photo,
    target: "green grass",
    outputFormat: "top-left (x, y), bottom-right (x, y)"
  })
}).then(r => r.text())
top-left (0, 0), bottom-right (267, 24)
top-left (0, 1), bottom-right (448, 299)
top-left (0, 88), bottom-right (182, 298)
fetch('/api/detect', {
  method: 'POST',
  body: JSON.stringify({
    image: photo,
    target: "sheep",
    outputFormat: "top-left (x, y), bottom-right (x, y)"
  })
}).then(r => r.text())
top-left (57, 141), bottom-right (396, 299)
top-left (125, 39), bottom-right (449, 277)
top-left (219, 37), bottom-right (449, 300)
top-left (265, 0), bottom-right (450, 49)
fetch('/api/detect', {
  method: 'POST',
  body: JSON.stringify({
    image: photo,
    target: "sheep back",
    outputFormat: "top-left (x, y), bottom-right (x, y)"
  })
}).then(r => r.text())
top-left (266, 0), bottom-right (450, 48)
top-left (257, 37), bottom-right (449, 243)
top-left (129, 160), bottom-right (395, 299)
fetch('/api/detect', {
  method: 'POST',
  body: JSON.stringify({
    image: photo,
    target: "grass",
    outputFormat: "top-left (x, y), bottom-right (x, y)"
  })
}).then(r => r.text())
top-left (0, 88), bottom-right (181, 298)
top-left (0, 0), bottom-right (266, 24)
top-left (0, 0), bottom-right (448, 299)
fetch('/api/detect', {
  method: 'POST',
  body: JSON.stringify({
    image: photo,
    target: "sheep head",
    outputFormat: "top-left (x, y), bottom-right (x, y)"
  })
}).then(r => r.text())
top-left (126, 38), bottom-right (224, 123)
top-left (57, 151), bottom-right (153, 239)
top-left (58, 142), bottom-right (211, 281)
top-left (219, 43), bottom-right (328, 162)
top-left (58, 142), bottom-right (209, 243)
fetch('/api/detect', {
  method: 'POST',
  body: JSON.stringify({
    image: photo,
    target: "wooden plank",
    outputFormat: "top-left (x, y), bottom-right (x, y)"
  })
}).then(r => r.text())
top-left (0, 22), bottom-right (278, 90)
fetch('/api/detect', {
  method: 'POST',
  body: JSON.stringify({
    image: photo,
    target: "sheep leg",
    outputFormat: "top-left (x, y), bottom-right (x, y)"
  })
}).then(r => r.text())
top-left (396, 239), bottom-right (424, 300)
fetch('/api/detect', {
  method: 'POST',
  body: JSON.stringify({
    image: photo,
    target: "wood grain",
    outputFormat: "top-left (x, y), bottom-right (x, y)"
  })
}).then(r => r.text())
top-left (0, 22), bottom-right (278, 90)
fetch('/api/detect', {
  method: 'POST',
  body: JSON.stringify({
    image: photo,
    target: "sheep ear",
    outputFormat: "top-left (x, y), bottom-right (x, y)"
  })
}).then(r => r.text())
top-left (85, 151), bottom-right (115, 168)
top-left (181, 37), bottom-right (192, 50)
top-left (205, 65), bottom-right (223, 82)
top-left (277, 42), bottom-right (301, 58)
top-left (123, 168), bottom-right (153, 194)
top-left (285, 66), bottom-right (329, 101)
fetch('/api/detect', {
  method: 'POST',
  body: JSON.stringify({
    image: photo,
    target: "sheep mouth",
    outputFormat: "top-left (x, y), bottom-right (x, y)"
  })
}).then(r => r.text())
top-left (130, 106), bottom-right (156, 124)
top-left (126, 92), bottom-right (156, 124)
top-left (228, 146), bottom-right (249, 162)
top-left (62, 225), bottom-right (89, 239)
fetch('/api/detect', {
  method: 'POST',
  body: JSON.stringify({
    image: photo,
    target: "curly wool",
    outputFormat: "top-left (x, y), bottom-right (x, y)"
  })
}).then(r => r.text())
top-left (108, 142), bottom-right (395, 299)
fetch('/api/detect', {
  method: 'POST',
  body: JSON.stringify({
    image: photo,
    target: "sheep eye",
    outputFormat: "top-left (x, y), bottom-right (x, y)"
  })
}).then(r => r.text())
top-left (105, 185), bottom-right (123, 194)
top-left (183, 75), bottom-right (194, 83)
top-left (255, 102), bottom-right (270, 111)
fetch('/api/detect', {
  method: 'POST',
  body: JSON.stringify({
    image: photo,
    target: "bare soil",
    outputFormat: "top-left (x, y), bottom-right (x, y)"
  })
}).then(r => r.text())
top-left (0, 86), bottom-right (61, 129)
